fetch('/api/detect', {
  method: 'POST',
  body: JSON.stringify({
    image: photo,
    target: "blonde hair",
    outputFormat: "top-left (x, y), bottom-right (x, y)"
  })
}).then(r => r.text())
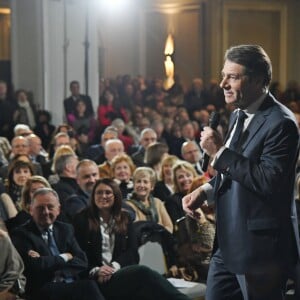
top-left (21, 175), bottom-right (51, 212)
top-left (160, 155), bottom-right (179, 181)
top-left (51, 145), bottom-right (75, 173)
top-left (172, 160), bottom-right (197, 193)
top-left (133, 167), bottom-right (156, 187)
top-left (111, 153), bottom-right (136, 175)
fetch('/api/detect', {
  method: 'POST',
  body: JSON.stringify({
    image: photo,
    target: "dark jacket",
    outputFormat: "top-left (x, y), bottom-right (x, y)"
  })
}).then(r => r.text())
top-left (72, 208), bottom-right (139, 270)
top-left (11, 220), bottom-right (88, 297)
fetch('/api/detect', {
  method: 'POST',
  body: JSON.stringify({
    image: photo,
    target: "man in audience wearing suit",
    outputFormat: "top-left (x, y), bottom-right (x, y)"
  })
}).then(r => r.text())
top-left (181, 141), bottom-right (204, 175)
top-left (64, 80), bottom-right (94, 118)
top-left (11, 187), bottom-right (105, 300)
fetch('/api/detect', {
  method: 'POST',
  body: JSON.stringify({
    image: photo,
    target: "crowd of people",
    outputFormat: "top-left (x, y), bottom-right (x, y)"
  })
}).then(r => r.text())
top-left (0, 69), bottom-right (300, 299)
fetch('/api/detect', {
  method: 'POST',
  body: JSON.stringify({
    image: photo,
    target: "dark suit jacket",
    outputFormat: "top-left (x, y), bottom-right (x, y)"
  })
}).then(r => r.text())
top-left (11, 220), bottom-right (88, 297)
top-left (72, 209), bottom-right (139, 270)
top-left (212, 93), bottom-right (300, 274)
top-left (64, 95), bottom-right (94, 117)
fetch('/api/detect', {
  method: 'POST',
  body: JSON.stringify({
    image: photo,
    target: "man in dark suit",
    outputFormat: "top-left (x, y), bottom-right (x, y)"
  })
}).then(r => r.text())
top-left (11, 187), bottom-right (105, 300)
top-left (183, 45), bottom-right (300, 299)
top-left (64, 80), bottom-right (94, 118)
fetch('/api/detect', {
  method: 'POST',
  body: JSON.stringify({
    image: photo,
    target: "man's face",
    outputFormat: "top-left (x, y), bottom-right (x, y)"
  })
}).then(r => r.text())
top-left (30, 192), bottom-right (60, 228)
top-left (140, 131), bottom-right (157, 149)
top-left (220, 60), bottom-right (262, 109)
top-left (66, 156), bottom-right (79, 178)
top-left (54, 136), bottom-right (71, 150)
top-left (181, 124), bottom-right (195, 140)
top-left (105, 142), bottom-right (124, 162)
top-left (70, 83), bottom-right (80, 96)
top-left (182, 143), bottom-right (202, 164)
top-left (29, 136), bottom-right (42, 155)
top-left (77, 164), bottom-right (99, 193)
top-left (101, 131), bottom-right (117, 147)
top-left (12, 137), bottom-right (29, 155)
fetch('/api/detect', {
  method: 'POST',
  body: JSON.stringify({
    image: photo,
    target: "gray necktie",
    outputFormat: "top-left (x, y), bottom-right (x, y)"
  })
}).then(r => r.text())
top-left (46, 229), bottom-right (60, 256)
top-left (229, 110), bottom-right (247, 151)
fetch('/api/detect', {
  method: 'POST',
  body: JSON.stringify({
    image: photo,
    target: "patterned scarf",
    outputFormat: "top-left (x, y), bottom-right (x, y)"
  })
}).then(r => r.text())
top-left (128, 193), bottom-right (159, 223)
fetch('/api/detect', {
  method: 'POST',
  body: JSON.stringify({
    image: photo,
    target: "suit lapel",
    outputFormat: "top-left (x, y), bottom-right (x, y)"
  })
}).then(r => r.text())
top-left (240, 95), bottom-right (274, 152)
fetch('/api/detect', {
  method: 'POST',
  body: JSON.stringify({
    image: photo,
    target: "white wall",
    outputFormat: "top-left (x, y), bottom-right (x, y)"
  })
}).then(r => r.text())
top-left (11, 0), bottom-right (99, 125)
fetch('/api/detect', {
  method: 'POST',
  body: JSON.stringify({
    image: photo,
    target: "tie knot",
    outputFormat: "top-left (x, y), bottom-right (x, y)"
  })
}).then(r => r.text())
top-left (237, 110), bottom-right (247, 122)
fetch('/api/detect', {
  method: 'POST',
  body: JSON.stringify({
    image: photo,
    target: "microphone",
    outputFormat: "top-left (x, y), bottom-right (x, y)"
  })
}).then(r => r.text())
top-left (201, 111), bottom-right (220, 172)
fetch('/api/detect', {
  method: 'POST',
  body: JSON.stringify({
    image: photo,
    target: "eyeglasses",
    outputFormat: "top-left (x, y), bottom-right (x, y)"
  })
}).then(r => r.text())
top-left (96, 190), bottom-right (113, 197)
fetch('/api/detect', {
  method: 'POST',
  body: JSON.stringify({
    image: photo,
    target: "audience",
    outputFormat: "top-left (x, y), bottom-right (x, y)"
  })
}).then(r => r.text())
top-left (98, 138), bottom-right (125, 179)
top-left (111, 153), bottom-right (135, 199)
top-left (127, 167), bottom-right (173, 233)
top-left (5, 175), bottom-right (51, 233)
top-left (11, 188), bottom-right (105, 300)
top-left (73, 178), bottom-right (189, 300)
top-left (1, 75), bottom-right (299, 299)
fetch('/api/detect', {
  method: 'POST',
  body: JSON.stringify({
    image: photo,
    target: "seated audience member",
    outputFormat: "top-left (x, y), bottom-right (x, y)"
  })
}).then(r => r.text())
top-left (0, 136), bottom-right (11, 166)
top-left (66, 98), bottom-right (98, 145)
top-left (98, 138), bottom-right (125, 179)
top-left (131, 128), bottom-right (157, 167)
top-left (42, 132), bottom-right (72, 181)
top-left (165, 161), bottom-right (197, 227)
top-left (52, 154), bottom-right (82, 221)
top-left (165, 161), bottom-right (198, 254)
top-left (181, 141), bottom-right (204, 175)
top-left (34, 110), bottom-right (56, 150)
top-left (170, 121), bottom-right (198, 159)
top-left (111, 118), bottom-right (134, 153)
top-left (0, 229), bottom-right (26, 299)
top-left (97, 87), bottom-right (127, 129)
top-left (72, 179), bottom-right (189, 300)
top-left (64, 80), bottom-right (94, 118)
top-left (144, 142), bottom-right (169, 178)
top-left (153, 155), bottom-right (179, 203)
top-left (86, 126), bottom-right (118, 164)
top-left (5, 175), bottom-right (51, 233)
top-left (111, 153), bottom-right (135, 199)
top-left (127, 167), bottom-right (173, 234)
top-left (13, 124), bottom-right (32, 138)
top-left (47, 145), bottom-right (76, 184)
top-left (0, 180), bottom-right (17, 222)
top-left (11, 188), bottom-right (105, 300)
top-left (181, 176), bottom-right (215, 280)
top-left (13, 89), bottom-right (37, 129)
top-left (75, 159), bottom-right (100, 208)
top-left (0, 136), bottom-right (43, 179)
top-left (5, 159), bottom-right (34, 212)
top-left (27, 133), bottom-right (48, 165)
top-left (47, 126), bottom-right (73, 160)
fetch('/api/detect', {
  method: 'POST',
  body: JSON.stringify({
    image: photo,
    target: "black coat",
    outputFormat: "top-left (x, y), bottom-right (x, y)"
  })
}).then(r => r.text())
top-left (11, 220), bottom-right (88, 297)
top-left (72, 209), bottom-right (139, 270)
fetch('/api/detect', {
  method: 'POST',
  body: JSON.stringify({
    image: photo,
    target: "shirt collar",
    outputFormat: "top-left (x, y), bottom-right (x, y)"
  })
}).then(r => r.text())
top-left (243, 91), bottom-right (268, 115)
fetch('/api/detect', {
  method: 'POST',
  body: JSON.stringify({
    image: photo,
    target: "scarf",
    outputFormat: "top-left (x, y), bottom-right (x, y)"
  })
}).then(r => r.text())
top-left (128, 193), bottom-right (159, 223)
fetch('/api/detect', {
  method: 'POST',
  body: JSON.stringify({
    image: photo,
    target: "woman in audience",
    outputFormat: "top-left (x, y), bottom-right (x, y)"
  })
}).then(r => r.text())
top-left (67, 98), bottom-right (98, 145)
top-left (153, 155), bottom-right (179, 203)
top-left (0, 180), bottom-right (17, 222)
top-left (111, 153), bottom-right (135, 199)
top-left (165, 160), bottom-right (197, 226)
top-left (97, 88), bottom-right (127, 129)
top-left (144, 142), bottom-right (169, 178)
top-left (72, 178), bottom-right (189, 300)
top-left (5, 159), bottom-right (34, 212)
top-left (126, 167), bottom-right (173, 233)
top-left (5, 175), bottom-right (51, 233)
